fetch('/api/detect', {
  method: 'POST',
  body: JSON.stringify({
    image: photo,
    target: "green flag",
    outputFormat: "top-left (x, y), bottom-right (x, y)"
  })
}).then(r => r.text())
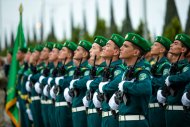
top-left (5, 4), bottom-right (26, 127)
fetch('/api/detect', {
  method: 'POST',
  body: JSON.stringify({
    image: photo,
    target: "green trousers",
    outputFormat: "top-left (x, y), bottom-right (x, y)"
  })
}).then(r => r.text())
top-left (101, 115), bottom-right (118, 127)
top-left (41, 103), bottom-right (50, 127)
top-left (148, 107), bottom-right (166, 127)
top-left (55, 106), bottom-right (72, 127)
top-left (48, 103), bottom-right (57, 127)
top-left (165, 110), bottom-right (190, 127)
top-left (72, 111), bottom-right (87, 127)
top-left (119, 119), bottom-right (149, 127)
top-left (87, 112), bottom-right (102, 127)
top-left (30, 100), bottom-right (44, 127)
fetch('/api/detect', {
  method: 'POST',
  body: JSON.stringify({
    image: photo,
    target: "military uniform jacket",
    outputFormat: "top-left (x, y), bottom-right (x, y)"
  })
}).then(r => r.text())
top-left (150, 57), bottom-right (170, 103)
top-left (55, 61), bottom-right (76, 102)
top-left (119, 59), bottom-right (152, 116)
top-left (101, 59), bottom-right (125, 111)
top-left (87, 62), bottom-right (106, 108)
top-left (167, 59), bottom-right (190, 105)
top-left (72, 60), bottom-right (91, 107)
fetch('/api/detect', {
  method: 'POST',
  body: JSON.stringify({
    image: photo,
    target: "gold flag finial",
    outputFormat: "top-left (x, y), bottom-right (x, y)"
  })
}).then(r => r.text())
top-left (19, 4), bottom-right (23, 15)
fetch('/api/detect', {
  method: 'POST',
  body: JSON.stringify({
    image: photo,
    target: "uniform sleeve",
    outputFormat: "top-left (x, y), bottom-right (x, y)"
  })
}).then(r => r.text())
top-left (123, 70), bottom-right (152, 96)
top-left (169, 66), bottom-right (190, 86)
top-left (73, 76), bottom-right (90, 90)
top-left (152, 64), bottom-right (170, 87)
top-left (90, 77), bottom-right (102, 91)
top-left (102, 67), bottom-right (124, 94)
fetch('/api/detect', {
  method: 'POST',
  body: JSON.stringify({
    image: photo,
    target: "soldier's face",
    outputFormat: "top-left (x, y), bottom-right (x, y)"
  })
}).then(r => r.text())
top-left (151, 42), bottom-right (165, 55)
top-left (59, 47), bottom-right (69, 60)
top-left (169, 40), bottom-right (184, 55)
top-left (119, 41), bottom-right (136, 59)
top-left (89, 43), bottom-right (102, 61)
top-left (101, 40), bottom-right (115, 58)
top-left (49, 48), bottom-right (59, 62)
top-left (40, 48), bottom-right (49, 60)
top-left (32, 51), bottom-right (40, 61)
top-left (16, 51), bottom-right (24, 61)
top-left (74, 46), bottom-right (85, 60)
top-left (7, 53), bottom-right (12, 64)
top-left (24, 52), bottom-right (32, 62)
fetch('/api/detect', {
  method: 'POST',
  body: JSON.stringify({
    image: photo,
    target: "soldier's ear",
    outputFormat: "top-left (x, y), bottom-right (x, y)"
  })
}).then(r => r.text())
top-left (181, 47), bottom-right (187, 53)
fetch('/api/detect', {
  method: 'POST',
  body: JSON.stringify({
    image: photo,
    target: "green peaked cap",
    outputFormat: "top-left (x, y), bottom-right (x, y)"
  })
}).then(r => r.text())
top-left (28, 47), bottom-right (34, 53)
top-left (78, 40), bottom-right (92, 51)
top-left (35, 44), bottom-right (43, 52)
top-left (53, 43), bottom-right (63, 50)
top-left (63, 41), bottom-right (77, 51)
top-left (125, 33), bottom-right (150, 53)
top-left (110, 33), bottom-right (125, 48)
top-left (19, 47), bottom-right (27, 53)
top-left (94, 36), bottom-right (108, 47)
top-left (44, 42), bottom-right (54, 51)
top-left (155, 36), bottom-right (172, 50)
top-left (175, 34), bottom-right (190, 49)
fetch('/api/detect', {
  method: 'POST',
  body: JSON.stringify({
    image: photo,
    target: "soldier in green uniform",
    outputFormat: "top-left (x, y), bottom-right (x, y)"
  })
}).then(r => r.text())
top-left (148, 36), bottom-right (172, 127)
top-left (20, 47), bottom-right (34, 127)
top-left (27, 44), bottom-right (45, 127)
top-left (16, 47), bottom-right (29, 127)
top-left (93, 34), bottom-right (125, 127)
top-left (82, 36), bottom-right (108, 127)
top-left (42, 43), bottom-right (63, 127)
top-left (157, 34), bottom-right (190, 127)
top-left (64, 40), bottom-right (92, 127)
top-left (51, 41), bottom-right (77, 127)
top-left (38, 42), bottom-right (54, 127)
top-left (109, 33), bottom-right (152, 127)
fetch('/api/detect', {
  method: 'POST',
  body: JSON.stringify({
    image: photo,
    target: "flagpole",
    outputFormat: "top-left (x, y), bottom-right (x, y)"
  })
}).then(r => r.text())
top-left (143, 0), bottom-right (148, 39)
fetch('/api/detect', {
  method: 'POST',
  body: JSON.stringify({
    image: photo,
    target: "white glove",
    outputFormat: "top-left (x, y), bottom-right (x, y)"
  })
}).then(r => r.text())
top-left (118, 81), bottom-right (125, 92)
top-left (86, 80), bottom-right (93, 90)
top-left (55, 77), bottom-right (64, 85)
top-left (39, 75), bottom-right (45, 83)
top-left (99, 81), bottom-right (109, 93)
top-left (64, 88), bottom-right (72, 103)
top-left (50, 86), bottom-right (56, 99)
top-left (48, 77), bottom-right (53, 85)
top-left (82, 96), bottom-right (89, 108)
top-left (181, 92), bottom-right (190, 106)
top-left (43, 85), bottom-right (49, 97)
top-left (69, 79), bottom-right (79, 89)
top-left (109, 94), bottom-right (119, 110)
top-left (28, 74), bottom-right (32, 80)
top-left (26, 81), bottom-right (31, 92)
top-left (26, 108), bottom-right (33, 121)
top-left (165, 76), bottom-right (170, 86)
top-left (157, 90), bottom-right (166, 103)
top-left (34, 82), bottom-right (42, 94)
top-left (92, 92), bottom-right (101, 108)
top-left (16, 102), bottom-right (19, 109)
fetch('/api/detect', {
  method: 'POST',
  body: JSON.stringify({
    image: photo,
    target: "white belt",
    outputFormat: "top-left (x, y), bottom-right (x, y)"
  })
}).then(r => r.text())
top-left (31, 96), bottom-right (40, 101)
top-left (149, 103), bottom-right (159, 108)
top-left (41, 100), bottom-right (53, 104)
top-left (72, 106), bottom-right (86, 112)
top-left (119, 115), bottom-right (145, 121)
top-left (167, 105), bottom-right (184, 111)
top-left (87, 109), bottom-right (97, 114)
top-left (102, 111), bottom-right (112, 118)
top-left (55, 102), bottom-right (67, 107)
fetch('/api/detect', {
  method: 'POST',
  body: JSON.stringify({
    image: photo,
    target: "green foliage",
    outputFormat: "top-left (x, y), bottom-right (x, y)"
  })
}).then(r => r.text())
top-left (94, 19), bottom-right (107, 37)
top-left (163, 17), bottom-right (182, 40)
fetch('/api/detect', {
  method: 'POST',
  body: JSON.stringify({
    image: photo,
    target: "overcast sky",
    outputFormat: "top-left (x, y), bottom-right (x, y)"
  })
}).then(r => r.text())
top-left (0, 0), bottom-right (190, 48)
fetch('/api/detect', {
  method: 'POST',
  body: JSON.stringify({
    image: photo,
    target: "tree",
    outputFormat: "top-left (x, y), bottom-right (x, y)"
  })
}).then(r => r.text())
top-left (163, 16), bottom-right (182, 40)
top-left (163, 0), bottom-right (181, 34)
top-left (11, 30), bottom-right (15, 47)
top-left (94, 0), bottom-right (107, 38)
top-left (121, 0), bottom-right (133, 36)
top-left (134, 20), bottom-right (151, 40)
top-left (185, 3), bottom-right (190, 35)
top-left (46, 17), bottom-right (57, 42)
top-left (108, 0), bottom-right (118, 36)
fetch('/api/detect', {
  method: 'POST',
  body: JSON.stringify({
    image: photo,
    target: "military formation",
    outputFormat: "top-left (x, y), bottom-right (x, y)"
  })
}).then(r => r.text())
top-left (15, 33), bottom-right (190, 127)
